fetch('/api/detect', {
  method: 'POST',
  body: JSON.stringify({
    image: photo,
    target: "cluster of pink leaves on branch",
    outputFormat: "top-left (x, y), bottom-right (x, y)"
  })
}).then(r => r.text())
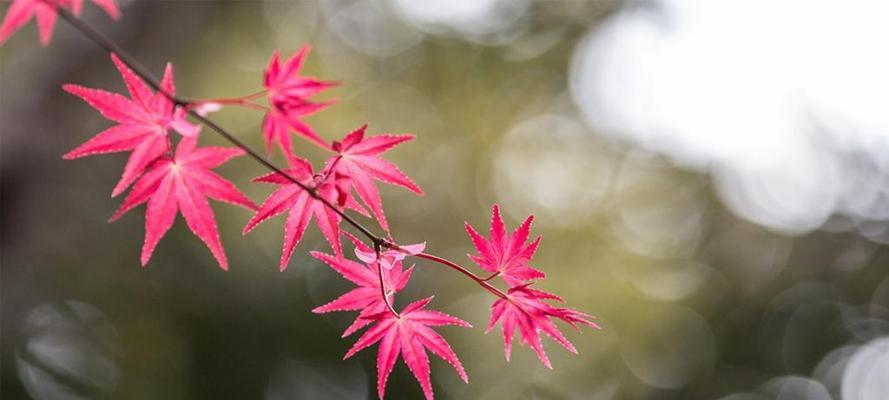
top-left (0, 0), bottom-right (119, 45)
top-left (260, 46), bottom-right (335, 155)
top-left (3, 3), bottom-right (600, 399)
top-left (62, 54), bottom-right (255, 269)
top-left (324, 205), bottom-right (601, 398)
top-left (469, 205), bottom-right (600, 369)
top-left (243, 124), bottom-right (423, 269)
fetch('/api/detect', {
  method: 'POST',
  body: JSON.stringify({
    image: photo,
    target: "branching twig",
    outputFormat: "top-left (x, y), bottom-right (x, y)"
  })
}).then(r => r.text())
top-left (55, 6), bottom-right (384, 247)
top-left (55, 6), bottom-right (511, 308)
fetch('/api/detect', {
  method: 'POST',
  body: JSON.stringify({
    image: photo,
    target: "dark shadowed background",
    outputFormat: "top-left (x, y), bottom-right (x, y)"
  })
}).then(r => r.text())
top-left (2, 0), bottom-right (888, 399)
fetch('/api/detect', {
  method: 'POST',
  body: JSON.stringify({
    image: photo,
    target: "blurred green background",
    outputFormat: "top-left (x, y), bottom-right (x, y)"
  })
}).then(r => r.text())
top-left (2, 1), bottom-right (888, 399)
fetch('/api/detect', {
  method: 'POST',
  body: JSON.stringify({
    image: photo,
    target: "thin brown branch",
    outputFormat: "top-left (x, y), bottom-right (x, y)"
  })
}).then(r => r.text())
top-left (55, 6), bottom-right (509, 304)
top-left (374, 242), bottom-right (400, 317)
top-left (415, 253), bottom-right (509, 299)
top-left (55, 6), bottom-right (384, 246)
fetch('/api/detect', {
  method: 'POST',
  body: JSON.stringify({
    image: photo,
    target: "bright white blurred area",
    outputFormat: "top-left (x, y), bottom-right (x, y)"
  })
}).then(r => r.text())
top-left (386, 0), bottom-right (529, 43)
top-left (310, 0), bottom-right (531, 60)
top-left (841, 336), bottom-right (889, 400)
top-left (570, 0), bottom-right (889, 236)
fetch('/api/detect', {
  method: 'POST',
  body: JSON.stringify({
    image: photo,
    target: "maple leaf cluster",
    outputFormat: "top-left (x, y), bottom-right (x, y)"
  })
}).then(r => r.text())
top-left (3, 3), bottom-right (600, 399)
top-left (260, 46), bottom-right (335, 156)
top-left (0, 0), bottom-right (119, 46)
top-left (244, 123), bottom-right (422, 270)
top-left (62, 54), bottom-right (255, 269)
top-left (468, 205), bottom-right (601, 369)
top-left (59, 48), bottom-right (422, 273)
top-left (310, 205), bottom-right (600, 398)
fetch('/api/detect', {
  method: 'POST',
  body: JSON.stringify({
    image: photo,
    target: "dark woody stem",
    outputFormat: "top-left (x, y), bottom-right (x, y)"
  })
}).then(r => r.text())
top-left (192, 98), bottom-right (270, 112)
top-left (374, 243), bottom-right (400, 317)
top-left (54, 6), bottom-right (383, 245)
top-left (200, 89), bottom-right (268, 105)
top-left (55, 6), bottom-right (509, 308)
top-left (415, 253), bottom-right (509, 299)
top-left (479, 272), bottom-right (500, 282)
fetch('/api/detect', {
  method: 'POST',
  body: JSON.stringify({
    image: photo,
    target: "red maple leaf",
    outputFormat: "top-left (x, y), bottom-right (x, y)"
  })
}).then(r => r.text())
top-left (63, 53), bottom-right (198, 197)
top-left (262, 45), bottom-right (335, 155)
top-left (487, 285), bottom-right (599, 369)
top-left (110, 137), bottom-right (257, 270)
top-left (261, 101), bottom-right (330, 156)
top-left (243, 157), bottom-right (367, 270)
top-left (345, 297), bottom-right (470, 400)
top-left (0, 0), bottom-right (119, 46)
top-left (465, 204), bottom-right (545, 287)
top-left (326, 125), bottom-right (423, 232)
top-left (311, 233), bottom-right (414, 337)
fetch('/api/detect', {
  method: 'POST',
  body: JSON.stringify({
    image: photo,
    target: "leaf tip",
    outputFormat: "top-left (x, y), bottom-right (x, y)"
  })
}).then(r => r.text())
top-left (110, 181), bottom-right (128, 198)
top-left (61, 83), bottom-right (78, 94)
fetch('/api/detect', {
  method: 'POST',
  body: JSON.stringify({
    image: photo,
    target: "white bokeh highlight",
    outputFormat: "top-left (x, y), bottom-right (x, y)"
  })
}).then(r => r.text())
top-left (842, 337), bottom-right (889, 400)
top-left (386, 0), bottom-right (529, 43)
top-left (570, 0), bottom-right (889, 234)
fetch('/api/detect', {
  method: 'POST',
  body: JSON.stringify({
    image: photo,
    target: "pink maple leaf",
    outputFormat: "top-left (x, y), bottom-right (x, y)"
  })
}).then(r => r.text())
top-left (63, 53), bottom-right (199, 197)
top-left (243, 157), bottom-right (367, 270)
top-left (0, 0), bottom-right (119, 46)
top-left (110, 137), bottom-right (257, 270)
top-left (487, 284), bottom-right (599, 369)
top-left (311, 233), bottom-right (414, 337)
top-left (345, 297), bottom-right (470, 400)
top-left (465, 204), bottom-right (545, 287)
top-left (262, 45), bottom-right (335, 155)
top-left (354, 240), bottom-right (425, 271)
top-left (326, 125), bottom-right (423, 232)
